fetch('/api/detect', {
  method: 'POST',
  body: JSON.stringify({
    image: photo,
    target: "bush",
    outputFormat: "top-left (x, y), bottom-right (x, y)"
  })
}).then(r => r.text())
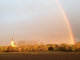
top-left (48, 46), bottom-right (54, 51)
top-left (69, 47), bottom-right (75, 52)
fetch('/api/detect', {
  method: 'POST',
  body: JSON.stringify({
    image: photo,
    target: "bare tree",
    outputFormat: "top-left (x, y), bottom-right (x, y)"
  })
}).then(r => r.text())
top-left (27, 40), bottom-right (38, 45)
top-left (17, 40), bottom-right (27, 47)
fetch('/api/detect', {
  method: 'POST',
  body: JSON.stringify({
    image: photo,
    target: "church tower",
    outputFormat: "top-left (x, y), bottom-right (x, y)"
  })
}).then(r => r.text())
top-left (11, 38), bottom-right (16, 47)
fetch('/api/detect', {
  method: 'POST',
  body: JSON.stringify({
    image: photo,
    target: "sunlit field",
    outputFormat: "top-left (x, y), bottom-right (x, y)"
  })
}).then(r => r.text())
top-left (0, 52), bottom-right (80, 60)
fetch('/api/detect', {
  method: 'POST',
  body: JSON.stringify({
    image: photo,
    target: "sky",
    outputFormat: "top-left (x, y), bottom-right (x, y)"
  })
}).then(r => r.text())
top-left (0, 0), bottom-right (80, 46)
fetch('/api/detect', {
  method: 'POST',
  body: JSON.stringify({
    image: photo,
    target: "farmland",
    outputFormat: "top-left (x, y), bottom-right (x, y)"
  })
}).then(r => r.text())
top-left (0, 52), bottom-right (80, 60)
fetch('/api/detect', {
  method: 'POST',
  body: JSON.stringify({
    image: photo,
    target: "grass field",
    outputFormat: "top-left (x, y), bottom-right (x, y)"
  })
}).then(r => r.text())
top-left (0, 52), bottom-right (80, 60)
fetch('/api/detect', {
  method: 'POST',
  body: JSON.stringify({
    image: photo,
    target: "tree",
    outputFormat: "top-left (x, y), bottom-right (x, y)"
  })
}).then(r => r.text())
top-left (74, 42), bottom-right (80, 52)
top-left (65, 45), bottom-right (69, 52)
top-left (32, 44), bottom-right (38, 52)
top-left (52, 44), bottom-right (59, 51)
top-left (48, 45), bottom-right (54, 51)
top-left (59, 43), bottom-right (67, 51)
top-left (69, 46), bottom-right (75, 52)
top-left (17, 40), bottom-right (27, 47)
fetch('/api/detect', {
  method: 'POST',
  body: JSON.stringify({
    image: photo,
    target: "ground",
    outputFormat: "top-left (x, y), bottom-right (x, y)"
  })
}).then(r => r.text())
top-left (0, 52), bottom-right (80, 60)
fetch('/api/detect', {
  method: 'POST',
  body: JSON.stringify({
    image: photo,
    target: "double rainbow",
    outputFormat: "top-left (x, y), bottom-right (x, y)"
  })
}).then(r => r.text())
top-left (55, 0), bottom-right (75, 44)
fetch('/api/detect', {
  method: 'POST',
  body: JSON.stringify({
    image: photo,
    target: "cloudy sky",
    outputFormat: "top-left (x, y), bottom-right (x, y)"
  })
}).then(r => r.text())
top-left (0, 0), bottom-right (80, 46)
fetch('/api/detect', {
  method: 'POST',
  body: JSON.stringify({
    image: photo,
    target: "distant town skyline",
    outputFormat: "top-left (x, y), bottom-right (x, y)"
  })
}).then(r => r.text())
top-left (0, 0), bottom-right (80, 46)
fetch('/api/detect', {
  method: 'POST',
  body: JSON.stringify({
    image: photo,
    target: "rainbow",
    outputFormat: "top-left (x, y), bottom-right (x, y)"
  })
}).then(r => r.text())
top-left (55, 0), bottom-right (75, 44)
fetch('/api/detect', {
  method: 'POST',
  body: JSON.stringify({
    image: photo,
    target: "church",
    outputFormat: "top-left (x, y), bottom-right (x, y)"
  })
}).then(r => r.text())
top-left (10, 38), bottom-right (16, 47)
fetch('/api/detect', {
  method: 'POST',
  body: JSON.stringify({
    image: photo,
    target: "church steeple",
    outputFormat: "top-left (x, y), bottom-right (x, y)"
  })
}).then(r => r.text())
top-left (10, 38), bottom-right (16, 47)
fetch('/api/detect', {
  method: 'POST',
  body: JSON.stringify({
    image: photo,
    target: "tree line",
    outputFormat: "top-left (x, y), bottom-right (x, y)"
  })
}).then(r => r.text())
top-left (0, 41), bottom-right (80, 52)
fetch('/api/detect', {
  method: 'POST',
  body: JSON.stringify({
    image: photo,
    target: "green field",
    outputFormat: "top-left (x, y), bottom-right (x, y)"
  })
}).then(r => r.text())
top-left (0, 52), bottom-right (80, 60)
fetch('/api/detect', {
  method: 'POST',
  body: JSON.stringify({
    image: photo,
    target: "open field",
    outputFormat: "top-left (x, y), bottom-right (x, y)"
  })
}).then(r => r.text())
top-left (0, 52), bottom-right (80, 60)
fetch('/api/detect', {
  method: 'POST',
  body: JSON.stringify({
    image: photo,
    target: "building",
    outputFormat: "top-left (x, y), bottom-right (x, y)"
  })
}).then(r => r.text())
top-left (10, 38), bottom-right (16, 47)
